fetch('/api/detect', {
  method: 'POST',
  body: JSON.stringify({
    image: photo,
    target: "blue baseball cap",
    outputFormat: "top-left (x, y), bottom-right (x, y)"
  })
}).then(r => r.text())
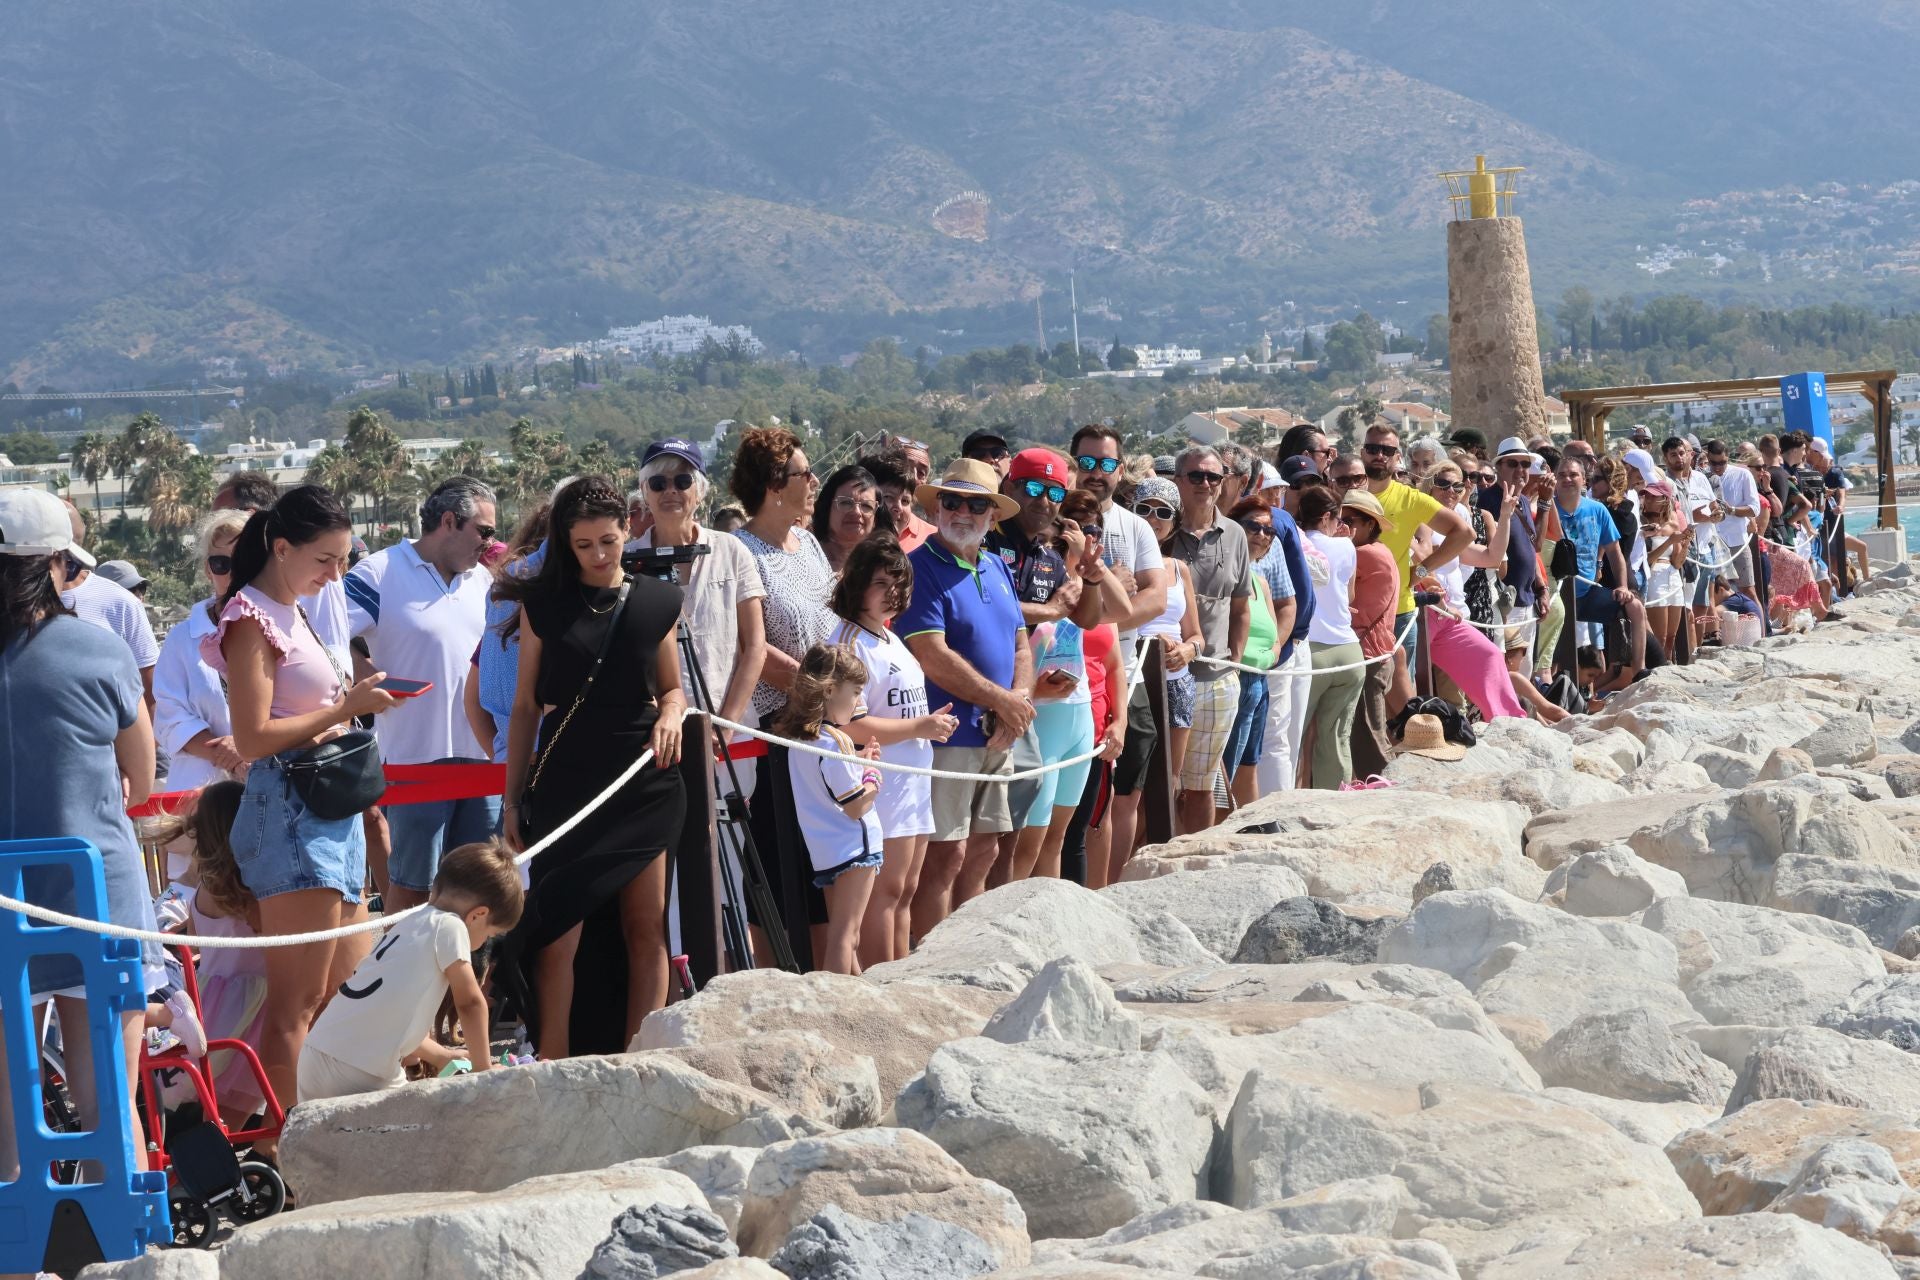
top-left (641, 437), bottom-right (706, 472)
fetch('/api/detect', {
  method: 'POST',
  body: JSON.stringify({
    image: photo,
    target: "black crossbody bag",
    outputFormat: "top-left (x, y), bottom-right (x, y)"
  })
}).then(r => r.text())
top-left (280, 605), bottom-right (386, 821)
top-left (520, 582), bottom-right (632, 836)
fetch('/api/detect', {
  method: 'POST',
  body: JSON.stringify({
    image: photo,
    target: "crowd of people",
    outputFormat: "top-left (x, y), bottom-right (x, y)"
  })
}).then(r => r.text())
top-left (0, 412), bottom-right (1871, 1158)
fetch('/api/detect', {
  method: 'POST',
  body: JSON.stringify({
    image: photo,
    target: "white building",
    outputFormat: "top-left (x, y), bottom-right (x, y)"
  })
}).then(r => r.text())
top-left (1130, 343), bottom-right (1203, 369)
top-left (592, 315), bottom-right (764, 359)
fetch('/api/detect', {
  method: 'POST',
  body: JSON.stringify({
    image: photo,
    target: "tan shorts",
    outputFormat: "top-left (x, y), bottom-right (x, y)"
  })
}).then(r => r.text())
top-left (298, 1042), bottom-right (407, 1104)
top-left (928, 745), bottom-right (1014, 842)
top-left (1180, 675), bottom-right (1237, 790)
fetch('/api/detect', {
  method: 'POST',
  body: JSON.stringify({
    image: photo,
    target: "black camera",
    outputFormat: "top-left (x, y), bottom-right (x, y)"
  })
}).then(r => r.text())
top-left (621, 540), bottom-right (711, 581)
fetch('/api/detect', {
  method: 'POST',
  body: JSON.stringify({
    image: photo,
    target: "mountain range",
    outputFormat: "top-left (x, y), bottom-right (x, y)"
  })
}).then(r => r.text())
top-left (6, 0), bottom-right (1918, 383)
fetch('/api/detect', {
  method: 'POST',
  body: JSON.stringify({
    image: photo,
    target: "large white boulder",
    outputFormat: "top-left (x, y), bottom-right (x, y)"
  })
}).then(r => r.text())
top-left (1545, 846), bottom-right (1689, 917)
top-left (1109, 960), bottom-right (1470, 1008)
top-left (1727, 1026), bottom-right (1920, 1116)
top-left (217, 1165), bottom-right (707, 1280)
top-left (1639, 896), bottom-right (1883, 1027)
top-left (983, 957), bottom-right (1142, 1051)
top-left (1098, 864), bottom-right (1309, 958)
top-left (1665, 1098), bottom-right (1920, 1216)
top-left (1223, 1074), bottom-right (1698, 1271)
top-left (1120, 789), bottom-right (1543, 910)
top-left (732, 1128), bottom-right (1030, 1266)
top-left (894, 1036), bottom-right (1215, 1239)
top-left (1377, 888), bottom-right (1694, 1050)
top-left (1478, 1212), bottom-right (1899, 1279)
top-left (1535, 1008), bottom-right (1734, 1106)
top-left (279, 1054), bottom-right (820, 1207)
top-left (1817, 973), bottom-right (1920, 1052)
top-left (866, 878), bottom-right (1218, 993)
top-left (649, 1030), bottom-right (882, 1128)
top-left (636, 968), bottom-right (1004, 1099)
top-left (1385, 717), bottom-right (1630, 814)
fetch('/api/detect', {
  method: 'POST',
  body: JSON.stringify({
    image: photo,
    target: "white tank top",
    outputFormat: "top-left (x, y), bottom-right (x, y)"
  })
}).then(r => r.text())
top-left (1138, 561), bottom-right (1188, 641)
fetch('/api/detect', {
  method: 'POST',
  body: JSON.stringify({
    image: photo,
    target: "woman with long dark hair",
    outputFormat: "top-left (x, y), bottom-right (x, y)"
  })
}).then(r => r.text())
top-left (811, 464), bottom-right (895, 575)
top-left (0, 488), bottom-right (161, 1178)
top-left (200, 483), bottom-right (397, 1134)
top-left (499, 475), bottom-right (687, 1058)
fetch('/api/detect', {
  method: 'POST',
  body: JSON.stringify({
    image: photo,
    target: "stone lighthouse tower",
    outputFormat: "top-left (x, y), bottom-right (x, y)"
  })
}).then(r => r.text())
top-left (1440, 155), bottom-right (1548, 440)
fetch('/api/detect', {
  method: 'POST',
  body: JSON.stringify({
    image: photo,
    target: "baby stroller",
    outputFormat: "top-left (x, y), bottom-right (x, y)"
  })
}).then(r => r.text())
top-left (138, 940), bottom-right (288, 1247)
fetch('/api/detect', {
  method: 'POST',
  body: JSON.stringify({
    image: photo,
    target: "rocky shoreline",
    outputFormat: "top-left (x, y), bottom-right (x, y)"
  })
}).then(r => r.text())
top-left (83, 563), bottom-right (1920, 1279)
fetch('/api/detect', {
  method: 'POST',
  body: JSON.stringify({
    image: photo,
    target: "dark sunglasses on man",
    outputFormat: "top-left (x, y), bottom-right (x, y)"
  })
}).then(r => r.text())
top-left (1362, 442), bottom-right (1400, 457)
top-left (938, 494), bottom-right (994, 516)
top-left (969, 444), bottom-right (1010, 462)
top-left (646, 473), bottom-right (696, 492)
top-left (1019, 479), bottom-right (1067, 503)
top-left (1183, 469), bottom-right (1224, 487)
top-left (1075, 455), bottom-right (1121, 474)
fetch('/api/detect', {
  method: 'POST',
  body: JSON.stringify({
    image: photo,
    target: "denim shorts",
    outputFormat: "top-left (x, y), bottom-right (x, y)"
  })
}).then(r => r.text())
top-left (230, 753), bottom-right (368, 902)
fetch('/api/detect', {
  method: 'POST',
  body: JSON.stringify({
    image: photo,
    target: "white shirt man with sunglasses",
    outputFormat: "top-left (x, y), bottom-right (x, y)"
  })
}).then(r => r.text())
top-left (344, 475), bottom-right (498, 910)
top-left (1069, 424), bottom-right (1169, 875)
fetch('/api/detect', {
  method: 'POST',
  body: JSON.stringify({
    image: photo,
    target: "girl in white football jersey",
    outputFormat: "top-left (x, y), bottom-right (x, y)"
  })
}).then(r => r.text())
top-left (828, 536), bottom-right (958, 966)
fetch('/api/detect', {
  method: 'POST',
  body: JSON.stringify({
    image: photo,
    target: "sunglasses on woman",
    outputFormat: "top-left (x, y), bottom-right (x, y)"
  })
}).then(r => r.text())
top-left (938, 494), bottom-right (994, 515)
top-left (1132, 501), bottom-right (1176, 521)
top-left (1432, 479), bottom-right (1465, 492)
top-left (1075, 455), bottom-right (1121, 474)
top-left (1237, 520), bottom-right (1275, 538)
top-left (206, 554), bottom-right (233, 575)
top-left (1019, 479), bottom-right (1067, 503)
top-left (646, 473), bottom-right (695, 492)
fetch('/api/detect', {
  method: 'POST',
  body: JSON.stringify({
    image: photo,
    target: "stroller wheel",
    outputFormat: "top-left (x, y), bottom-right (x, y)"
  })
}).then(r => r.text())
top-left (231, 1160), bottom-right (287, 1222)
top-left (169, 1191), bottom-right (217, 1248)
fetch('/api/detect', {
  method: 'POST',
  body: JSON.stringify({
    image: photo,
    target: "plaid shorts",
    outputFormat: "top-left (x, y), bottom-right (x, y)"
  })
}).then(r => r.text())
top-left (1180, 675), bottom-right (1237, 790)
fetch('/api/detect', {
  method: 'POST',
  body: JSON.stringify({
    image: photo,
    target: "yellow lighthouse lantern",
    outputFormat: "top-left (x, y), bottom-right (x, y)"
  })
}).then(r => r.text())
top-left (1439, 154), bottom-right (1525, 220)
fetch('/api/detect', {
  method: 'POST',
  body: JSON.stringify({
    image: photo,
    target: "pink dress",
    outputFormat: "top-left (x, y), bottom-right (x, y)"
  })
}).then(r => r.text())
top-left (188, 894), bottom-right (268, 1115)
top-left (1765, 542), bottom-right (1822, 612)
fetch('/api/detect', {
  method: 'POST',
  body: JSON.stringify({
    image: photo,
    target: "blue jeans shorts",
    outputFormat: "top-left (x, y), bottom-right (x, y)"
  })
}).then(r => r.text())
top-left (1225, 670), bottom-right (1270, 769)
top-left (383, 757), bottom-right (503, 892)
top-left (812, 848), bottom-right (882, 889)
top-left (231, 753), bottom-right (368, 902)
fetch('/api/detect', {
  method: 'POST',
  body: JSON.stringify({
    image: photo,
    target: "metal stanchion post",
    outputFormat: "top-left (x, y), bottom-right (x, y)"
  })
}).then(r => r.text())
top-left (673, 728), bottom-right (727, 986)
top-left (1138, 640), bottom-right (1178, 849)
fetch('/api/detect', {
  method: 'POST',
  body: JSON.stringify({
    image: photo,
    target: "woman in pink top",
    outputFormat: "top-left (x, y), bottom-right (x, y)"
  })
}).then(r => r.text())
top-left (201, 484), bottom-right (399, 1131)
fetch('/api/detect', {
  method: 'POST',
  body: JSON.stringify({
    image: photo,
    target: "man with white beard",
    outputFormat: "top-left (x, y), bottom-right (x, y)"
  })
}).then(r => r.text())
top-left (897, 459), bottom-right (1031, 938)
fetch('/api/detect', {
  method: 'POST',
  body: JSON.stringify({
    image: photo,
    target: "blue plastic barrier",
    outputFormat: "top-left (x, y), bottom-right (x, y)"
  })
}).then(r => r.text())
top-left (0, 837), bottom-right (169, 1275)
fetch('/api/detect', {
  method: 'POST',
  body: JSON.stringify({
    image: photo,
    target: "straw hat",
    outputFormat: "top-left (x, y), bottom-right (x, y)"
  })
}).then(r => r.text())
top-left (1396, 713), bottom-right (1467, 761)
top-left (915, 458), bottom-right (1020, 521)
top-left (1339, 487), bottom-right (1397, 535)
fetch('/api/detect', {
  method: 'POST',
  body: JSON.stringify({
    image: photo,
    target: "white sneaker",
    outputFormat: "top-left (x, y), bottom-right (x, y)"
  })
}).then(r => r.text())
top-left (165, 990), bottom-right (207, 1058)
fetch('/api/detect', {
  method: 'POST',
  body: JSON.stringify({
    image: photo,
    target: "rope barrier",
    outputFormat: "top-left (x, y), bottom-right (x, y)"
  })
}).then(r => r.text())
top-left (0, 746), bottom-right (652, 949)
top-left (1190, 608), bottom-right (1420, 677)
top-left (2, 638), bottom-right (1157, 947)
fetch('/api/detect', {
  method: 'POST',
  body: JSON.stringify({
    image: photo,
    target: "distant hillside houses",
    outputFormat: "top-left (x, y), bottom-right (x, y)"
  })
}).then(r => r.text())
top-left (589, 315), bottom-right (764, 359)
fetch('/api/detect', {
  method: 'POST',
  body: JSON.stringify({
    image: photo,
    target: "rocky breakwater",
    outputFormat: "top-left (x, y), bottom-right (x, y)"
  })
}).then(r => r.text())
top-left (81, 568), bottom-right (1920, 1279)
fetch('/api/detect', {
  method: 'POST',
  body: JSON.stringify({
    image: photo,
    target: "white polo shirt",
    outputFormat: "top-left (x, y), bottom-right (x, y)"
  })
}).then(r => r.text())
top-left (63, 571), bottom-right (158, 671)
top-left (344, 540), bottom-right (488, 764)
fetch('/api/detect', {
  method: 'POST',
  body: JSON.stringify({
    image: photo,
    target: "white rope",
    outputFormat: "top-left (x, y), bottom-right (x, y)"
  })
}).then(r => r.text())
top-left (0, 638), bottom-right (1160, 948)
top-left (1191, 607), bottom-right (1419, 677)
top-left (0, 748), bottom-right (654, 949)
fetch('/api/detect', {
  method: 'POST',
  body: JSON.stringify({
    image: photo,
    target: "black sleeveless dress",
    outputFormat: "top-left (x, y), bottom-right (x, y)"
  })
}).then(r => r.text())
top-left (513, 574), bottom-right (687, 1051)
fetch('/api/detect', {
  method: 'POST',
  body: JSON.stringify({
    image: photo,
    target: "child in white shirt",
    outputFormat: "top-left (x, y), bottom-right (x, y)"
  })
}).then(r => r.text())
top-left (298, 839), bottom-right (523, 1102)
top-left (780, 643), bottom-right (883, 975)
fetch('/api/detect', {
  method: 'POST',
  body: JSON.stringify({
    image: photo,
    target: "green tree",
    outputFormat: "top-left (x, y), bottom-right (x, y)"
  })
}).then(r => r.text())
top-left (1322, 323), bottom-right (1376, 377)
top-left (1557, 287), bottom-right (1596, 350)
top-left (72, 433), bottom-right (110, 513)
top-left (306, 445), bottom-right (359, 514)
top-left (1299, 329), bottom-right (1317, 360)
top-left (1106, 339), bottom-right (1138, 371)
top-left (342, 406), bottom-right (405, 533)
top-left (106, 412), bottom-right (164, 514)
top-left (1423, 314), bottom-right (1449, 366)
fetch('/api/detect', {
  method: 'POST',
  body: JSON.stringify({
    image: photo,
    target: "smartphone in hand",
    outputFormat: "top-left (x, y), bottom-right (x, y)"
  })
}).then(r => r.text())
top-left (376, 677), bottom-right (435, 699)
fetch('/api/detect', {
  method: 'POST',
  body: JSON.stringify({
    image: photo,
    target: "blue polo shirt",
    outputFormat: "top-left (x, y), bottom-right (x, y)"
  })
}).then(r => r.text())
top-left (1554, 496), bottom-right (1620, 600)
top-left (897, 537), bottom-right (1024, 749)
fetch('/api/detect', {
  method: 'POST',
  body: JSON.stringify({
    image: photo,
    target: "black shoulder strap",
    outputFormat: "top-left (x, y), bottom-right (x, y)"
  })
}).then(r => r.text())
top-left (579, 581), bottom-right (633, 697)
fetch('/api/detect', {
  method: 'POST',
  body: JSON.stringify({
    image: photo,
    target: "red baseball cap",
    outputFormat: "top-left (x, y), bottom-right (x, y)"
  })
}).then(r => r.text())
top-left (1008, 448), bottom-right (1069, 484)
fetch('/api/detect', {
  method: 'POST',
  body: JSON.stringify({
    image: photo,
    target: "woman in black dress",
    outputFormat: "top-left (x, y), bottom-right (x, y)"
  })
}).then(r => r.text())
top-left (500, 476), bottom-right (687, 1058)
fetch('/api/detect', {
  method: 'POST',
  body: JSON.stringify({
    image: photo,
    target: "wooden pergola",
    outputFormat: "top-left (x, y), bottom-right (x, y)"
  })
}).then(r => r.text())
top-left (1561, 370), bottom-right (1899, 530)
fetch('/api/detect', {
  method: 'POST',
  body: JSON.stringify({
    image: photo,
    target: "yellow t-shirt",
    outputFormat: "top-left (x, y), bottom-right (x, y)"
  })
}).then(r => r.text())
top-left (1375, 481), bottom-right (1444, 614)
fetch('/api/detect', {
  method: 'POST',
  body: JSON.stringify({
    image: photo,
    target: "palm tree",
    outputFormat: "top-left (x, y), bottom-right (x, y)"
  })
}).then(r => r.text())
top-left (72, 434), bottom-right (110, 514)
top-left (306, 446), bottom-right (360, 522)
top-left (342, 407), bottom-right (404, 534)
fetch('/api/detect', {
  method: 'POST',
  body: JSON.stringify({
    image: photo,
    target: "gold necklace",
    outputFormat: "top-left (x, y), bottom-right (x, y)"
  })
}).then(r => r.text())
top-left (581, 576), bottom-right (622, 614)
